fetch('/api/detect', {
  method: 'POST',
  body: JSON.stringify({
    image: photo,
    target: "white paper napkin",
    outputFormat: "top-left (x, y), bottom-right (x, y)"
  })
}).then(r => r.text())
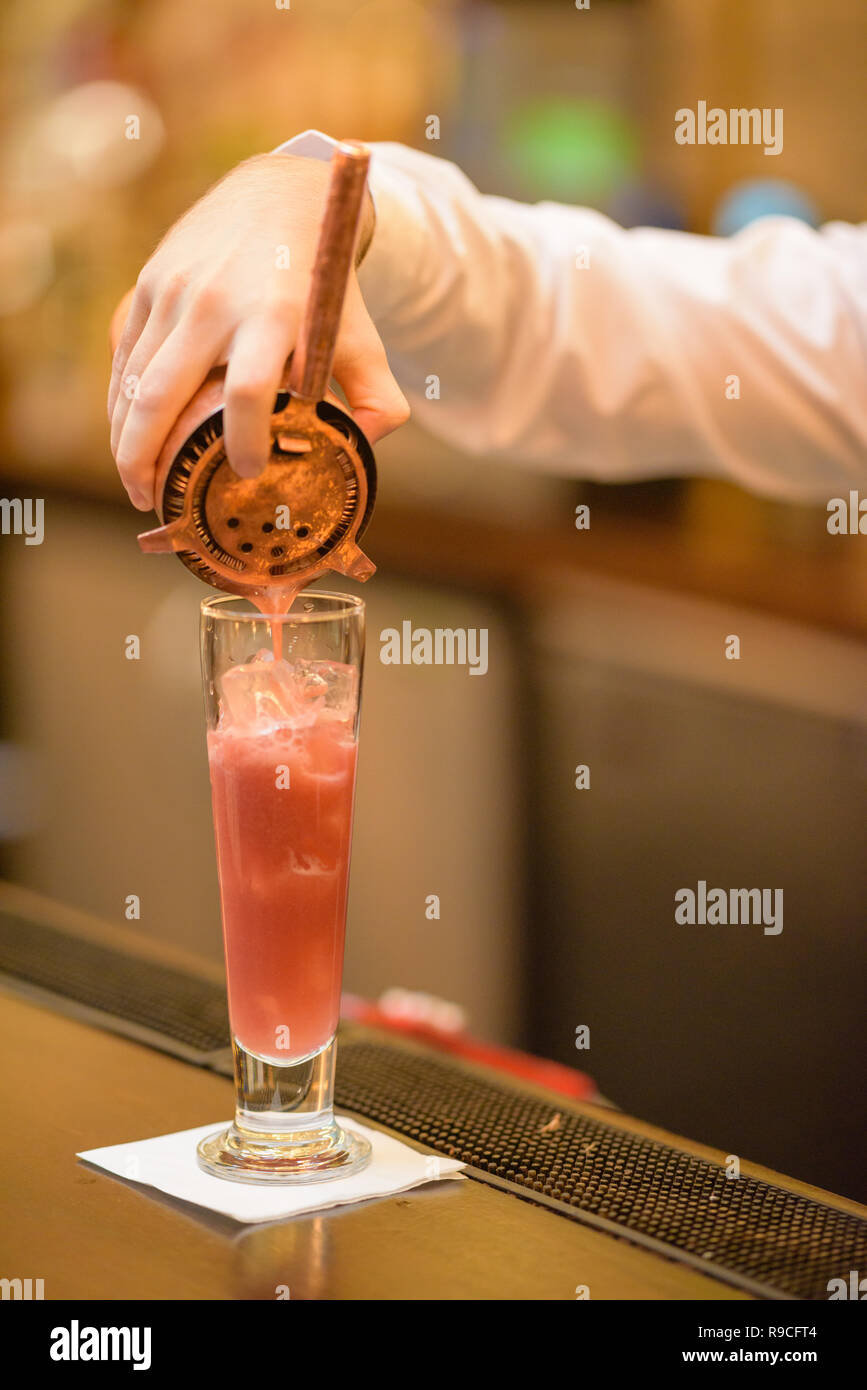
top-left (78, 1116), bottom-right (465, 1223)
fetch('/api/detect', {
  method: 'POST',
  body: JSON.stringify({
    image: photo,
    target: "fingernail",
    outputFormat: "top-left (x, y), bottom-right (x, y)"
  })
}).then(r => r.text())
top-left (231, 458), bottom-right (264, 480)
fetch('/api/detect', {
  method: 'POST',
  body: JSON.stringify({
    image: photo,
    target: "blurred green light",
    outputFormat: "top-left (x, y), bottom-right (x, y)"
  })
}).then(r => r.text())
top-left (506, 98), bottom-right (639, 202)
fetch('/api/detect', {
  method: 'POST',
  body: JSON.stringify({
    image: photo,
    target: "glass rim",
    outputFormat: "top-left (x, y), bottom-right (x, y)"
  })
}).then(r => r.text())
top-left (200, 590), bottom-right (365, 624)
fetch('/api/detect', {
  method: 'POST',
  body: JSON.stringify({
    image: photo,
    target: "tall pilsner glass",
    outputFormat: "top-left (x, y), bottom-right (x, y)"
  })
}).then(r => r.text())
top-left (197, 591), bottom-right (371, 1182)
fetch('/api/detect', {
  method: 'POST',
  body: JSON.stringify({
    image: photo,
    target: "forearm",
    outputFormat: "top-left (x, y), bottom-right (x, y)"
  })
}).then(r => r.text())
top-left (360, 143), bottom-right (867, 501)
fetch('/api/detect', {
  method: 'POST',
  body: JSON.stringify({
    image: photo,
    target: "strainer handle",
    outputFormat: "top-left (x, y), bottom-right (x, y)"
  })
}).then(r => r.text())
top-left (288, 141), bottom-right (371, 404)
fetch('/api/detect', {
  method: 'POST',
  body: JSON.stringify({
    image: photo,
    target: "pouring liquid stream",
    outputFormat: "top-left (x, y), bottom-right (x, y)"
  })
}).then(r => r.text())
top-left (248, 583), bottom-right (310, 661)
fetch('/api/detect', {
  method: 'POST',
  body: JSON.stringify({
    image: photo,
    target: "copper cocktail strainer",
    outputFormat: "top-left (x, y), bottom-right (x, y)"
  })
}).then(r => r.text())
top-left (111, 142), bottom-right (376, 602)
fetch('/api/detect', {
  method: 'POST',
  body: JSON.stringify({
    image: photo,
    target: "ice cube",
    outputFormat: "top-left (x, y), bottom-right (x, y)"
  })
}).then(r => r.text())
top-left (218, 652), bottom-right (358, 731)
top-left (220, 656), bottom-right (314, 730)
top-left (290, 660), bottom-right (358, 721)
top-left (287, 849), bottom-right (334, 875)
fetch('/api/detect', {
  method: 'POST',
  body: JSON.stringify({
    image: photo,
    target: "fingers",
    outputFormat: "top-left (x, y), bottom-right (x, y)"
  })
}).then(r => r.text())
top-left (223, 310), bottom-right (297, 478)
top-left (107, 284), bottom-right (150, 419)
top-left (110, 301), bottom-right (180, 457)
top-left (109, 269), bottom-right (408, 514)
top-left (332, 295), bottom-right (410, 445)
top-left (114, 319), bottom-right (227, 510)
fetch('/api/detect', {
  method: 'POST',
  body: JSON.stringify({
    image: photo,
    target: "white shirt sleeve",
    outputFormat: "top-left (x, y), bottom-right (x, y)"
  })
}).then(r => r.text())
top-left (277, 133), bottom-right (867, 502)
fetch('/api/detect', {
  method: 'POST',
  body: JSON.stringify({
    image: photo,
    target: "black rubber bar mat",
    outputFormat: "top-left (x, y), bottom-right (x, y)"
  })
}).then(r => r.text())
top-left (2, 906), bottom-right (865, 1299)
top-left (334, 1038), bottom-right (867, 1300)
top-left (0, 911), bottom-right (230, 1059)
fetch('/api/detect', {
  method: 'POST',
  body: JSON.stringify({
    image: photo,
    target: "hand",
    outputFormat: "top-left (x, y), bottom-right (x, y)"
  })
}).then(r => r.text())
top-left (108, 153), bottom-right (409, 510)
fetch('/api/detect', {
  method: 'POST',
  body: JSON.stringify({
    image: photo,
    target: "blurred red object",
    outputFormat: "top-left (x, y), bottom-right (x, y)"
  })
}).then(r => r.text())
top-left (341, 989), bottom-right (598, 1101)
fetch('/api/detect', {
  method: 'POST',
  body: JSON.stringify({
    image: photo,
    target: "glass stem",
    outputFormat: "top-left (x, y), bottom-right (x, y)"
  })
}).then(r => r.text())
top-left (196, 1034), bottom-right (371, 1183)
top-left (233, 1036), bottom-right (338, 1138)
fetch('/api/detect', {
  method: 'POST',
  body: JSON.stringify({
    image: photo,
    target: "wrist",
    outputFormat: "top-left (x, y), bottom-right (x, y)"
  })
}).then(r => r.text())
top-left (268, 130), bottom-right (376, 268)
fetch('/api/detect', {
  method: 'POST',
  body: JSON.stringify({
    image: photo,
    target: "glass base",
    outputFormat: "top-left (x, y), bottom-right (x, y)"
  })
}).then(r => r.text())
top-left (197, 1118), bottom-right (371, 1185)
top-left (197, 1033), bottom-right (371, 1185)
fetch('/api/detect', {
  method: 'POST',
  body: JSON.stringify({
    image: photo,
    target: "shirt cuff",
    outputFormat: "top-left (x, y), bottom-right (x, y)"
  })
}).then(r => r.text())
top-left (270, 128), bottom-right (378, 214)
top-left (271, 128), bottom-right (341, 163)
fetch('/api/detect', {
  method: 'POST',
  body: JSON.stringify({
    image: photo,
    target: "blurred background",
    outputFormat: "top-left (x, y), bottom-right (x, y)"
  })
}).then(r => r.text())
top-left (0, 0), bottom-right (865, 1198)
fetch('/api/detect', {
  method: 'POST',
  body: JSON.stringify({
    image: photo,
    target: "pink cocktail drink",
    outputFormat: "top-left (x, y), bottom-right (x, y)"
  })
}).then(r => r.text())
top-left (198, 593), bottom-right (370, 1183)
top-left (207, 655), bottom-right (359, 1064)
